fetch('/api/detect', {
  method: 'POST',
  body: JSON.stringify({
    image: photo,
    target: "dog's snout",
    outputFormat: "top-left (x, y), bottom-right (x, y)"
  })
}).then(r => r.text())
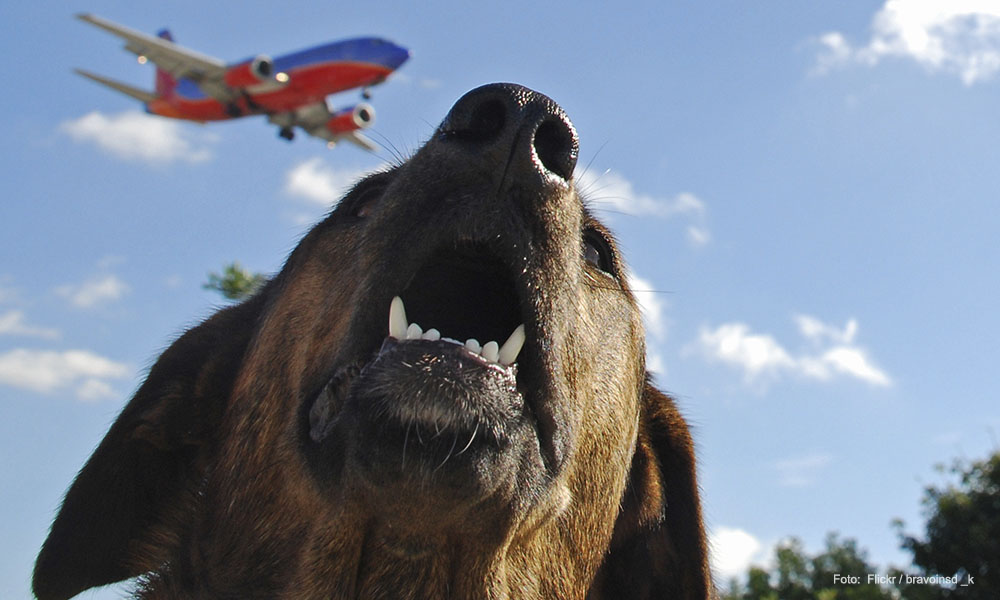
top-left (439, 83), bottom-right (579, 182)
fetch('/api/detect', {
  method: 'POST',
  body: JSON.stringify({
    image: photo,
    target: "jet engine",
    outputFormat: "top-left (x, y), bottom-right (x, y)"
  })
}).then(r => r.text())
top-left (325, 103), bottom-right (375, 135)
top-left (223, 55), bottom-right (275, 88)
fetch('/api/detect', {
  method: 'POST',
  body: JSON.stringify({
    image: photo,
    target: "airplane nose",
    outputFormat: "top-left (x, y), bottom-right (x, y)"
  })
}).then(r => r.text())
top-left (385, 43), bottom-right (410, 70)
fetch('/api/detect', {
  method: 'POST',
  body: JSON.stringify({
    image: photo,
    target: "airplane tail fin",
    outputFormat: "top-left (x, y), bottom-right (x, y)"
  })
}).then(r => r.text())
top-left (154, 28), bottom-right (177, 97)
top-left (75, 68), bottom-right (158, 104)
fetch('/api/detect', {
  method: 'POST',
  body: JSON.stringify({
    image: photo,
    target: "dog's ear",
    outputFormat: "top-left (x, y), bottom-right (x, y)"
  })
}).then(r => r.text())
top-left (33, 294), bottom-right (265, 600)
top-left (589, 378), bottom-right (713, 600)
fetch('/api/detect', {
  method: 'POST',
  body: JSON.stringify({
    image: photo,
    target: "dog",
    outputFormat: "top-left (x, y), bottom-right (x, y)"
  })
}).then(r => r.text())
top-left (34, 83), bottom-right (711, 599)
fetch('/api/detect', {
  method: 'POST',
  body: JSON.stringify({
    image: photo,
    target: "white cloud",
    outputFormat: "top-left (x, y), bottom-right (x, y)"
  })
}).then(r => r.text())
top-left (60, 110), bottom-right (215, 163)
top-left (580, 170), bottom-right (705, 218)
top-left (812, 346), bottom-right (892, 387)
top-left (645, 351), bottom-right (667, 378)
top-left (690, 315), bottom-right (891, 387)
top-left (56, 274), bottom-right (130, 309)
top-left (578, 170), bottom-right (710, 247)
top-left (284, 158), bottom-right (367, 206)
top-left (694, 323), bottom-right (796, 381)
top-left (795, 314), bottom-right (857, 345)
top-left (76, 378), bottom-right (117, 402)
top-left (687, 226), bottom-right (712, 247)
top-left (774, 453), bottom-right (834, 487)
top-left (710, 526), bottom-right (765, 580)
top-left (813, 0), bottom-right (1000, 85)
top-left (0, 310), bottom-right (59, 339)
top-left (629, 272), bottom-right (669, 377)
top-left (628, 272), bottom-right (667, 339)
top-left (0, 348), bottom-right (130, 401)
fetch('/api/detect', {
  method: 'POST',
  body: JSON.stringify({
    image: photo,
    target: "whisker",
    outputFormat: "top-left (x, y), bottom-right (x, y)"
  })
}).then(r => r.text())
top-left (367, 128), bottom-right (409, 166)
top-left (457, 422), bottom-right (479, 455)
top-left (402, 422), bottom-right (412, 470)
top-left (574, 143), bottom-right (608, 188)
top-left (434, 433), bottom-right (460, 472)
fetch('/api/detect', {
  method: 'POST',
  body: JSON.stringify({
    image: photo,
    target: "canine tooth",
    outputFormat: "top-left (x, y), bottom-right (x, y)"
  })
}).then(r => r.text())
top-left (422, 328), bottom-right (441, 341)
top-left (465, 339), bottom-right (481, 354)
top-left (498, 324), bottom-right (526, 366)
top-left (481, 341), bottom-right (499, 363)
top-left (389, 296), bottom-right (408, 339)
top-left (406, 323), bottom-right (423, 340)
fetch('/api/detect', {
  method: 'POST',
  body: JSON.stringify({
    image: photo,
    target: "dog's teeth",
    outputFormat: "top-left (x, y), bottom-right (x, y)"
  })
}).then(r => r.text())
top-left (388, 302), bottom-right (524, 366)
top-left (481, 341), bottom-right (499, 363)
top-left (498, 324), bottom-right (526, 366)
top-left (389, 296), bottom-right (408, 339)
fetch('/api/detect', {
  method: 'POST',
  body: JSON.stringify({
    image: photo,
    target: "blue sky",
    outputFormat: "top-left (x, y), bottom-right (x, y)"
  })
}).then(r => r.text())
top-left (3, 1), bottom-right (999, 597)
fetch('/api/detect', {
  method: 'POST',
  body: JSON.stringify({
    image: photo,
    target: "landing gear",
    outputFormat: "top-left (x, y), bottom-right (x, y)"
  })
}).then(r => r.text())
top-left (361, 87), bottom-right (372, 100)
top-left (278, 127), bottom-right (295, 141)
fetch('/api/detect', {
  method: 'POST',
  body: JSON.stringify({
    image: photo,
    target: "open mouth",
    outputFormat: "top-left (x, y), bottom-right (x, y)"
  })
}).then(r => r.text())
top-left (309, 243), bottom-right (535, 449)
top-left (394, 243), bottom-right (526, 354)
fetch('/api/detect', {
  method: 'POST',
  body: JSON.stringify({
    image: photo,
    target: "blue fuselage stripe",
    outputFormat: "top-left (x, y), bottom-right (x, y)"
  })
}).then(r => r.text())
top-left (172, 37), bottom-right (408, 101)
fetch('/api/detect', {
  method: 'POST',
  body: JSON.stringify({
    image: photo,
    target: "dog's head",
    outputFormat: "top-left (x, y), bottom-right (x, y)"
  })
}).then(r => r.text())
top-left (35, 84), bottom-right (710, 599)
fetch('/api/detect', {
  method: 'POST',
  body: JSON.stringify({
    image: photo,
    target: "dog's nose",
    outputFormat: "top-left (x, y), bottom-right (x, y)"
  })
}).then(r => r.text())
top-left (438, 83), bottom-right (579, 182)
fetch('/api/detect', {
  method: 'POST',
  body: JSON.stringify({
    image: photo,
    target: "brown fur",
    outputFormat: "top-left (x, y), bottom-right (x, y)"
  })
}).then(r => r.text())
top-left (34, 84), bottom-right (711, 600)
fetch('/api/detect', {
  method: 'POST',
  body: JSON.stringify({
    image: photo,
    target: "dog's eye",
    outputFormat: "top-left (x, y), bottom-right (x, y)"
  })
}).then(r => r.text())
top-left (583, 230), bottom-right (615, 275)
top-left (339, 183), bottom-right (386, 220)
top-left (348, 186), bottom-right (382, 218)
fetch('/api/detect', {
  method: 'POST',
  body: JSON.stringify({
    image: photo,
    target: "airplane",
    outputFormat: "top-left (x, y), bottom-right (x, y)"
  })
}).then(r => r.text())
top-left (74, 13), bottom-right (410, 150)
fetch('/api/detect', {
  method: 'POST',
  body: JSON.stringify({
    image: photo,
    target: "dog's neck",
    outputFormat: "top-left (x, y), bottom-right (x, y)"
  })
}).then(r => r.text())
top-left (284, 519), bottom-right (511, 599)
top-left (356, 525), bottom-right (501, 600)
top-left (278, 507), bottom-right (589, 600)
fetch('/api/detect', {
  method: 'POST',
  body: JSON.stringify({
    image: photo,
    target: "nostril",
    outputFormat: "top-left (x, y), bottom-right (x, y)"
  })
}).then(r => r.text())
top-left (444, 99), bottom-right (507, 142)
top-left (533, 117), bottom-right (578, 181)
top-left (467, 100), bottom-right (506, 140)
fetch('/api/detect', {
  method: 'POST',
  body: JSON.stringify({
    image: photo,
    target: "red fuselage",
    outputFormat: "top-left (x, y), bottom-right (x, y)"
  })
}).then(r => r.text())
top-left (147, 37), bottom-right (409, 121)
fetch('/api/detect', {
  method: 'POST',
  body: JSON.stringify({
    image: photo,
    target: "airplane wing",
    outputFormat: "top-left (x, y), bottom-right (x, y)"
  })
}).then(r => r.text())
top-left (76, 14), bottom-right (230, 96)
top-left (268, 102), bottom-right (378, 151)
